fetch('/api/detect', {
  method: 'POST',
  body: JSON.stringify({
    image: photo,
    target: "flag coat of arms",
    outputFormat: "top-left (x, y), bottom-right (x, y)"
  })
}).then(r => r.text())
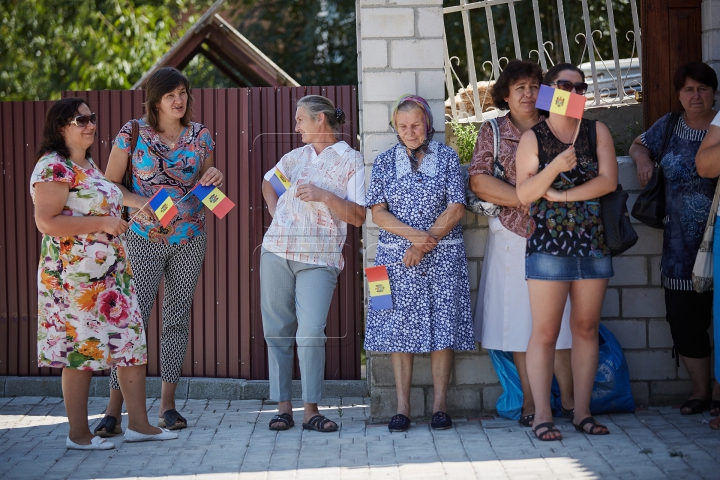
top-left (365, 265), bottom-right (393, 310)
top-left (268, 167), bottom-right (291, 197)
top-left (148, 187), bottom-right (178, 227)
top-left (535, 84), bottom-right (586, 119)
top-left (191, 184), bottom-right (235, 219)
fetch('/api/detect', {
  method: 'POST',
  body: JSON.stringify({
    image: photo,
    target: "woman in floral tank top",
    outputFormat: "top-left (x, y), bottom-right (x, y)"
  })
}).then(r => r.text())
top-left (516, 64), bottom-right (618, 441)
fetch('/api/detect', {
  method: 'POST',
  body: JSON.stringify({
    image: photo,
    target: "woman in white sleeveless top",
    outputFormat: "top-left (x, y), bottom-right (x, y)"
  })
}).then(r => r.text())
top-left (260, 95), bottom-right (366, 433)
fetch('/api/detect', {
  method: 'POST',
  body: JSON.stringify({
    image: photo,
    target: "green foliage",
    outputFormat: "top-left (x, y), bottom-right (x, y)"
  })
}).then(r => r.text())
top-left (450, 121), bottom-right (479, 164)
top-left (0, 0), bottom-right (216, 100)
top-left (444, 0), bottom-right (637, 87)
top-left (227, 0), bottom-right (357, 86)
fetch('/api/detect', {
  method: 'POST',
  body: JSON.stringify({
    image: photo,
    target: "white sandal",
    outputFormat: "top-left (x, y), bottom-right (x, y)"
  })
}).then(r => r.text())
top-left (66, 436), bottom-right (114, 450)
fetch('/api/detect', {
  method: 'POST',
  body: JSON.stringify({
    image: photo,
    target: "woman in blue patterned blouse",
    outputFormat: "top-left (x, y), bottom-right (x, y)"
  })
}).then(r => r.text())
top-left (365, 95), bottom-right (475, 433)
top-left (631, 62), bottom-right (719, 417)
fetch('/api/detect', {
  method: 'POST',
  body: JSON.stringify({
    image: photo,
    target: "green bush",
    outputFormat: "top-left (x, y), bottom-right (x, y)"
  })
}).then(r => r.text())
top-left (450, 121), bottom-right (478, 164)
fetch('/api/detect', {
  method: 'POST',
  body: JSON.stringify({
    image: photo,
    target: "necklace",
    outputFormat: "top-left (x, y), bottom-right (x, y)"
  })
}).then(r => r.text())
top-left (546, 118), bottom-right (573, 144)
top-left (158, 128), bottom-right (182, 148)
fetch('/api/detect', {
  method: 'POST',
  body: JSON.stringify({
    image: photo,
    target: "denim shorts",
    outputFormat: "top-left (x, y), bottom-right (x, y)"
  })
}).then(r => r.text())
top-left (525, 253), bottom-right (614, 281)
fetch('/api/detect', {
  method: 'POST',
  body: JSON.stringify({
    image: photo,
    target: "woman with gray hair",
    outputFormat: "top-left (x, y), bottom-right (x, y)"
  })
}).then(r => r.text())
top-left (365, 94), bottom-right (474, 432)
top-left (260, 94), bottom-right (366, 432)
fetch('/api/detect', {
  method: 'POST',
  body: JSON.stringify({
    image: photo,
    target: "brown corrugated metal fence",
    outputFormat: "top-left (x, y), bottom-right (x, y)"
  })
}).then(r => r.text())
top-left (0, 86), bottom-right (362, 381)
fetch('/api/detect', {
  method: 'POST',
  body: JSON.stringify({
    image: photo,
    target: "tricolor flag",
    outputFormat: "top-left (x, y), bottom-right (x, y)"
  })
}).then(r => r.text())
top-left (191, 184), bottom-right (235, 219)
top-left (268, 167), bottom-right (291, 197)
top-left (535, 84), bottom-right (585, 119)
top-left (365, 265), bottom-right (393, 310)
top-left (148, 188), bottom-right (178, 228)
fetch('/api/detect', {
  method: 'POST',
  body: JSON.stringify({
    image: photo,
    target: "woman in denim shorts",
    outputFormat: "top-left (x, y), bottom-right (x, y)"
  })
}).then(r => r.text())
top-left (515, 64), bottom-right (618, 441)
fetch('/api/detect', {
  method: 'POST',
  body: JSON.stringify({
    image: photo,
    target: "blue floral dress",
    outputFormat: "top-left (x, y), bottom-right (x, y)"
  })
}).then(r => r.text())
top-left (364, 141), bottom-right (475, 353)
top-left (641, 113), bottom-right (716, 290)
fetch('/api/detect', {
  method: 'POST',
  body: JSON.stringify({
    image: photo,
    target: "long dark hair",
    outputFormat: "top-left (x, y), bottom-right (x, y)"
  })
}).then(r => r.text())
top-left (34, 97), bottom-right (92, 163)
top-left (143, 67), bottom-right (193, 131)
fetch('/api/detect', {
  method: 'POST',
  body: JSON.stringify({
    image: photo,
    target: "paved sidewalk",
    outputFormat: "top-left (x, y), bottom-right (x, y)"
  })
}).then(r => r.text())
top-left (1, 396), bottom-right (719, 479)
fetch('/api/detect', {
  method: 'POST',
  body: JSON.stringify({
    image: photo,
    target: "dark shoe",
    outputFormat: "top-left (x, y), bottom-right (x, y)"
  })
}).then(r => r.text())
top-left (518, 413), bottom-right (535, 428)
top-left (302, 415), bottom-right (338, 432)
top-left (680, 398), bottom-right (710, 415)
top-left (268, 413), bottom-right (294, 431)
top-left (94, 415), bottom-right (122, 438)
top-left (560, 405), bottom-right (574, 420)
top-left (430, 411), bottom-right (452, 430)
top-left (709, 400), bottom-right (720, 417)
top-left (532, 422), bottom-right (562, 441)
top-left (573, 416), bottom-right (609, 435)
top-left (158, 409), bottom-right (187, 430)
top-left (388, 414), bottom-right (411, 432)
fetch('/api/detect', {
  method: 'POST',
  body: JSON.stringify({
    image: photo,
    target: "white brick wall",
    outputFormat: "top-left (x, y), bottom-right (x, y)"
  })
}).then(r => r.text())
top-left (358, 1), bottom-right (715, 420)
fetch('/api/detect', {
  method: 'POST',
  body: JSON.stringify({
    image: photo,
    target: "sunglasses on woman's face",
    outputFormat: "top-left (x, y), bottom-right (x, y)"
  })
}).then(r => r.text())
top-left (69, 113), bottom-right (97, 128)
top-left (550, 80), bottom-right (589, 95)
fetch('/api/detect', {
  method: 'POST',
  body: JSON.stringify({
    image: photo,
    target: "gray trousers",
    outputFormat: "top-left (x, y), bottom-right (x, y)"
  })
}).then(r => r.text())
top-left (260, 248), bottom-right (340, 403)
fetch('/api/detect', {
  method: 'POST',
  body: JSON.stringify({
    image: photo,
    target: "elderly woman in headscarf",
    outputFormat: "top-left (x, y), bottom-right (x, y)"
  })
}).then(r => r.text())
top-left (364, 94), bottom-right (475, 433)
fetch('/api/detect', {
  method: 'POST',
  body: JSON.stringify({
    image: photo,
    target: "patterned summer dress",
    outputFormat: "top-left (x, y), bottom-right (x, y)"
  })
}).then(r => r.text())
top-left (30, 153), bottom-right (146, 370)
top-left (364, 141), bottom-right (475, 353)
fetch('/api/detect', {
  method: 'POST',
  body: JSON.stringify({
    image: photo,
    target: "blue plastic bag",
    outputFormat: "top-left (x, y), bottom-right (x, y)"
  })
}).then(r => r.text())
top-left (488, 350), bottom-right (522, 420)
top-left (551, 325), bottom-right (635, 414)
top-left (490, 325), bottom-right (635, 419)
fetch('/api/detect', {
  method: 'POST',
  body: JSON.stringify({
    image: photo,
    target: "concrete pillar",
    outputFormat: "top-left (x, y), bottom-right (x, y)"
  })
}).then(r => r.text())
top-left (702, 0), bottom-right (720, 103)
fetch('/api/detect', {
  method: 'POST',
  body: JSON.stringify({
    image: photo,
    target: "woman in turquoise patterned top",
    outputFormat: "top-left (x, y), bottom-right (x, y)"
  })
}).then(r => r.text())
top-left (97, 68), bottom-right (223, 435)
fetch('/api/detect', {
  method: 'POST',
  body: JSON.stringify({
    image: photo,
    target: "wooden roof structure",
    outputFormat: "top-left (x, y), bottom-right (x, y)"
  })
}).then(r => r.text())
top-left (132, 0), bottom-right (298, 89)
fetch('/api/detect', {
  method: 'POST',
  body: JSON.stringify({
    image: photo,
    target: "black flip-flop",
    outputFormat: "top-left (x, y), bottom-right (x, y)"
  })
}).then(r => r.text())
top-left (518, 413), bottom-right (535, 427)
top-left (532, 422), bottom-right (562, 441)
top-left (269, 413), bottom-right (294, 431)
top-left (302, 414), bottom-right (338, 432)
top-left (94, 415), bottom-right (122, 438)
top-left (573, 416), bottom-right (609, 435)
top-left (679, 398), bottom-right (710, 415)
top-left (159, 409), bottom-right (187, 430)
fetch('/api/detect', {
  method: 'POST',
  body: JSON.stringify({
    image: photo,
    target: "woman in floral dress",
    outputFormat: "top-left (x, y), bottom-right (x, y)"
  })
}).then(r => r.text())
top-left (365, 95), bottom-right (475, 432)
top-left (31, 98), bottom-right (177, 449)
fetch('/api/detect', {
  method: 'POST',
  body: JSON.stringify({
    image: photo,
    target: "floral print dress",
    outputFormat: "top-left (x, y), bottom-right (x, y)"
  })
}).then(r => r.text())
top-left (30, 153), bottom-right (146, 370)
top-left (364, 142), bottom-right (475, 353)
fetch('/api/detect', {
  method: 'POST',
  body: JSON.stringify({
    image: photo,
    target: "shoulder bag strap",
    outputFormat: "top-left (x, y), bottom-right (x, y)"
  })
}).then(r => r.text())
top-left (488, 117), bottom-right (505, 180)
top-left (657, 112), bottom-right (680, 165)
top-left (127, 120), bottom-right (139, 177)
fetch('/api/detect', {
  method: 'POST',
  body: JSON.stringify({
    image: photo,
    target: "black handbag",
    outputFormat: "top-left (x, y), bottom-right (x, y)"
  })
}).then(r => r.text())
top-left (631, 112), bottom-right (680, 229)
top-left (587, 120), bottom-right (638, 256)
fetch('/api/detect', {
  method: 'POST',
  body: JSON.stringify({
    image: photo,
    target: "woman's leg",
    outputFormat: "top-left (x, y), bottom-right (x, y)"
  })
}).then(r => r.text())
top-left (568, 278), bottom-right (608, 433)
top-left (526, 279), bottom-right (570, 439)
top-left (158, 235), bottom-right (207, 420)
top-left (513, 352), bottom-right (535, 418)
top-left (260, 250), bottom-right (298, 427)
top-left (554, 349), bottom-right (574, 411)
top-left (665, 288), bottom-right (713, 412)
top-left (117, 365), bottom-right (162, 435)
top-left (391, 353), bottom-right (414, 417)
top-left (105, 231), bottom-right (166, 425)
top-left (62, 368), bottom-right (93, 444)
top-left (293, 262), bottom-right (339, 427)
top-left (430, 348), bottom-right (453, 413)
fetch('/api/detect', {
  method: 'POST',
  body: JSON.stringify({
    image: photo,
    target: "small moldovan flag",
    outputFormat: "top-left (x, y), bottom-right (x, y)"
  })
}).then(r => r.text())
top-left (365, 265), bottom-right (393, 310)
top-left (148, 187), bottom-right (178, 228)
top-left (191, 184), bottom-right (235, 219)
top-left (268, 167), bottom-right (291, 197)
top-left (535, 84), bottom-right (586, 119)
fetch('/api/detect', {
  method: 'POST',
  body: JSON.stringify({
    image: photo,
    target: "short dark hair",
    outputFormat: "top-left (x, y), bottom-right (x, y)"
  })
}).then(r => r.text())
top-left (491, 60), bottom-right (543, 110)
top-left (143, 67), bottom-right (193, 131)
top-left (543, 63), bottom-right (586, 85)
top-left (34, 97), bottom-right (91, 162)
top-left (673, 61), bottom-right (718, 92)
